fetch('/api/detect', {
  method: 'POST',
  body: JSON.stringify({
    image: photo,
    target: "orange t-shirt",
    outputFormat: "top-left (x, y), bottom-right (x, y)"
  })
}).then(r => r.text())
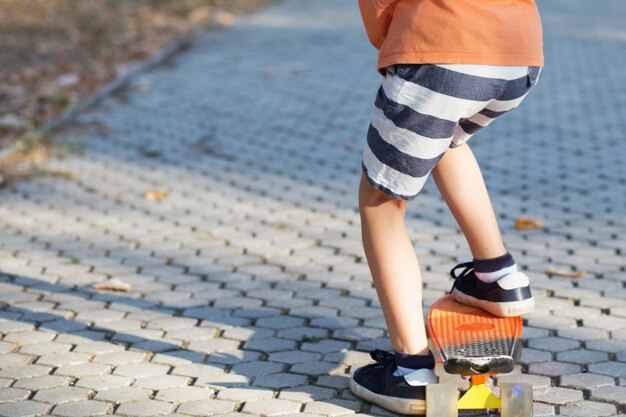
top-left (359, 0), bottom-right (544, 73)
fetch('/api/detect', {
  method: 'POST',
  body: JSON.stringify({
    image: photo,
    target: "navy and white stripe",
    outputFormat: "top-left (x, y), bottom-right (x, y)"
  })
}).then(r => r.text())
top-left (362, 64), bottom-right (540, 200)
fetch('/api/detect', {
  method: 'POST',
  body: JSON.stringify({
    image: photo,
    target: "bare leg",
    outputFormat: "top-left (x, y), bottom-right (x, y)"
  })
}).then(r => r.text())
top-left (359, 174), bottom-right (429, 355)
top-left (432, 144), bottom-right (507, 260)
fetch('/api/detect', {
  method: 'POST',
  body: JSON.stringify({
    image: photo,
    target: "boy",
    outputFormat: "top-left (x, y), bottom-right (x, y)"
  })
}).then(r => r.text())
top-left (351, 0), bottom-right (543, 414)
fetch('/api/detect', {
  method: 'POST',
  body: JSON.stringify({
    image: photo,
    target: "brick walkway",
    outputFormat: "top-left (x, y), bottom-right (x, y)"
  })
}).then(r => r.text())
top-left (0, 0), bottom-right (625, 416)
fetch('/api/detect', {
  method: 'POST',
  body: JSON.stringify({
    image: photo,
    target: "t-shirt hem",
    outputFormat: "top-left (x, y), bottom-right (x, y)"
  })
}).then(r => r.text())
top-left (377, 52), bottom-right (545, 73)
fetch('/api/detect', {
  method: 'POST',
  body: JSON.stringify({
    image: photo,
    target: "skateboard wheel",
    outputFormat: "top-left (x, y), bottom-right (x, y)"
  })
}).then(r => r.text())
top-left (426, 384), bottom-right (458, 417)
top-left (501, 383), bottom-right (533, 417)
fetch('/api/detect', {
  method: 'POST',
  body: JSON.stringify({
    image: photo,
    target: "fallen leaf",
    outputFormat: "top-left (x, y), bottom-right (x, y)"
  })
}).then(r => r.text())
top-left (515, 217), bottom-right (544, 230)
top-left (94, 278), bottom-right (132, 292)
top-left (545, 267), bottom-right (586, 279)
top-left (145, 190), bottom-right (168, 201)
top-left (213, 11), bottom-right (235, 27)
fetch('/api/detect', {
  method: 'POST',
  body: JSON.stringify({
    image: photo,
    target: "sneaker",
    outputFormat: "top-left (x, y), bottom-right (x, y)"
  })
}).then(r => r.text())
top-left (450, 262), bottom-right (535, 317)
top-left (350, 349), bottom-right (437, 415)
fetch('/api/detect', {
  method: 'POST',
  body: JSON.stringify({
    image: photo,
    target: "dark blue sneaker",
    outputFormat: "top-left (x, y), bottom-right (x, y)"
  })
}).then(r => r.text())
top-left (350, 350), bottom-right (437, 415)
top-left (450, 262), bottom-right (535, 317)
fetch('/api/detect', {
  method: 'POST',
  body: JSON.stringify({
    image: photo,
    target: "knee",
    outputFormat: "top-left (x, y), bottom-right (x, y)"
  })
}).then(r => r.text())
top-left (359, 175), bottom-right (408, 212)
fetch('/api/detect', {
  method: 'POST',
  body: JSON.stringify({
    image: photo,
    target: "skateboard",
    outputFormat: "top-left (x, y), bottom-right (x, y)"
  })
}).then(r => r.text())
top-left (424, 295), bottom-right (533, 417)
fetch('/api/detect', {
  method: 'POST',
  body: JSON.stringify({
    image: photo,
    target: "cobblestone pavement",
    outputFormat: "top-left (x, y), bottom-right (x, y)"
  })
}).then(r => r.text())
top-left (1, 0), bottom-right (625, 416)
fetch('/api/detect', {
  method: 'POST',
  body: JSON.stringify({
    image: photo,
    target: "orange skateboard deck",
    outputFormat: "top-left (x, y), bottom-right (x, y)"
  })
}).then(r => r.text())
top-left (426, 295), bottom-right (522, 375)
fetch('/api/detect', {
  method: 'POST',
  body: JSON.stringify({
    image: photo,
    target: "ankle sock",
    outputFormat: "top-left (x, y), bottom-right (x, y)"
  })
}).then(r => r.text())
top-left (473, 252), bottom-right (517, 283)
top-left (392, 351), bottom-right (435, 377)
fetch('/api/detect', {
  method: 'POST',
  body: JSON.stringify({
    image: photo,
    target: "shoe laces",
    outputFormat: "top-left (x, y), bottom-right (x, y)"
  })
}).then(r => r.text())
top-left (369, 349), bottom-right (395, 369)
top-left (449, 261), bottom-right (474, 293)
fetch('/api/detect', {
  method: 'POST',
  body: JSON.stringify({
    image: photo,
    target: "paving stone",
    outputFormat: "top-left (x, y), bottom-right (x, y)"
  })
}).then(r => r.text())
top-left (269, 351), bottom-right (321, 365)
top-left (242, 399), bottom-right (301, 416)
top-left (53, 363), bottom-right (111, 377)
top-left (230, 361), bottom-right (285, 377)
top-left (0, 387), bottom-right (29, 402)
top-left (278, 385), bottom-right (337, 403)
top-left (556, 349), bottom-right (609, 365)
top-left (533, 387), bottom-right (584, 405)
top-left (558, 328), bottom-right (609, 342)
top-left (590, 386), bottom-right (626, 405)
top-left (113, 363), bottom-right (171, 378)
top-left (528, 362), bottom-right (581, 377)
top-left (301, 340), bottom-right (351, 354)
top-left (252, 373), bottom-right (308, 389)
top-left (3, 331), bottom-right (56, 345)
top-left (13, 375), bottom-right (69, 390)
top-left (290, 361), bottom-right (344, 376)
top-left (73, 342), bottom-right (125, 355)
top-left (303, 399), bottom-right (358, 416)
top-left (0, 400), bottom-right (50, 417)
top-left (171, 363), bottom-right (225, 378)
top-left (187, 339), bottom-right (241, 354)
top-left (589, 362), bottom-right (626, 378)
top-left (50, 400), bottom-right (110, 417)
top-left (155, 386), bottom-right (214, 402)
top-left (115, 400), bottom-right (174, 416)
top-left (94, 387), bottom-right (152, 403)
top-left (528, 337), bottom-right (580, 352)
top-left (133, 375), bottom-right (190, 389)
top-left (36, 352), bottom-right (91, 367)
top-left (496, 373), bottom-right (552, 389)
top-left (194, 373), bottom-right (250, 389)
top-left (559, 400), bottom-right (616, 417)
top-left (0, 365), bottom-right (52, 379)
top-left (561, 373), bottom-right (616, 390)
top-left (520, 348), bottom-right (553, 364)
top-left (243, 338), bottom-right (296, 353)
top-left (216, 388), bottom-right (273, 401)
top-left (175, 399), bottom-right (235, 416)
top-left (0, 353), bottom-right (33, 368)
top-left (587, 339), bottom-right (626, 353)
top-left (91, 351), bottom-right (147, 365)
top-left (76, 374), bottom-right (132, 390)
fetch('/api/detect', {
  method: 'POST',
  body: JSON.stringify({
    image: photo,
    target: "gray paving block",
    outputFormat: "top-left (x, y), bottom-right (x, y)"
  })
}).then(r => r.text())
top-left (155, 386), bottom-right (214, 402)
top-left (115, 400), bottom-right (174, 417)
top-left (589, 362), bottom-right (626, 378)
top-left (50, 400), bottom-right (110, 417)
top-left (13, 375), bottom-right (69, 390)
top-left (53, 363), bottom-right (111, 377)
top-left (533, 387), bottom-right (584, 405)
top-left (75, 374), bottom-right (132, 390)
top-left (175, 399), bottom-right (235, 416)
top-left (556, 349), bottom-right (609, 365)
top-left (559, 400), bottom-right (616, 417)
top-left (303, 399), bottom-right (358, 416)
top-left (0, 400), bottom-right (50, 417)
top-left (93, 387), bottom-right (153, 403)
top-left (561, 373), bottom-right (616, 390)
top-left (242, 399), bottom-right (301, 416)
top-left (0, 365), bottom-right (52, 379)
top-left (252, 373), bottom-right (308, 389)
top-left (278, 385), bottom-right (337, 403)
top-left (0, 387), bottom-right (30, 402)
top-left (133, 375), bottom-right (190, 390)
top-left (590, 386), bottom-right (626, 405)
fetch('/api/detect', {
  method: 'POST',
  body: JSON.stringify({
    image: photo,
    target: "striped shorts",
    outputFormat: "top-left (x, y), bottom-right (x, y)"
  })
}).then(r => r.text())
top-left (362, 64), bottom-right (542, 200)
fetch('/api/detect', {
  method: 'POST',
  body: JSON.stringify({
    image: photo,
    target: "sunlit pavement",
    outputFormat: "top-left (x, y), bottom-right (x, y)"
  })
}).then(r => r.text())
top-left (0, 0), bottom-right (624, 416)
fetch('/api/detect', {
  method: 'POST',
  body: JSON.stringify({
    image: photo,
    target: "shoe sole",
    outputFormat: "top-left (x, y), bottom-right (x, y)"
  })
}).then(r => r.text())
top-left (451, 288), bottom-right (535, 317)
top-left (349, 374), bottom-right (426, 415)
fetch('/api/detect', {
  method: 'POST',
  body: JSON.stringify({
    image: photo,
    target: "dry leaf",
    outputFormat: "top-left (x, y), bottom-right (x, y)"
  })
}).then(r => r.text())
top-left (94, 278), bottom-right (132, 292)
top-left (144, 190), bottom-right (168, 201)
top-left (545, 267), bottom-right (586, 279)
top-left (515, 217), bottom-right (544, 230)
top-left (213, 11), bottom-right (235, 27)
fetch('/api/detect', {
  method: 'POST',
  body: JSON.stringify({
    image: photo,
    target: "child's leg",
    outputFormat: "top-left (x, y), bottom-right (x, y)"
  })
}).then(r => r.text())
top-left (359, 174), bottom-right (429, 355)
top-left (431, 144), bottom-right (506, 260)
